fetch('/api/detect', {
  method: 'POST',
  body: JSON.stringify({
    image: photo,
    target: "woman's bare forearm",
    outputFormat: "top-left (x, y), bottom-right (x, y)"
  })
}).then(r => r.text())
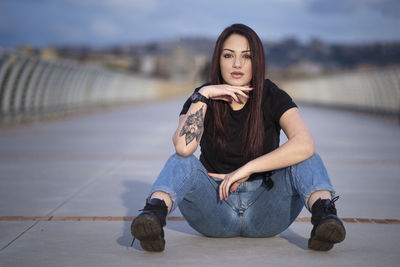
top-left (241, 107), bottom-right (315, 176)
top-left (172, 102), bottom-right (207, 157)
top-left (241, 133), bottom-right (315, 176)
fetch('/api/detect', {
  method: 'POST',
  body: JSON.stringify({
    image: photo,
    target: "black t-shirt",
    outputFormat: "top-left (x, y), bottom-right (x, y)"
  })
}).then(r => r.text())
top-left (179, 79), bottom-right (297, 175)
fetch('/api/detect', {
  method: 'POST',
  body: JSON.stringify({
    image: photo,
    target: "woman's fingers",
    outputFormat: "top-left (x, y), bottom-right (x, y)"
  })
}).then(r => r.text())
top-left (217, 179), bottom-right (230, 201)
top-left (225, 180), bottom-right (232, 200)
top-left (226, 87), bottom-right (251, 100)
top-left (206, 84), bottom-right (253, 104)
top-left (220, 175), bottom-right (249, 200)
top-left (220, 182), bottom-right (224, 200)
top-left (212, 96), bottom-right (233, 103)
top-left (209, 91), bottom-right (238, 103)
top-left (227, 85), bottom-right (253, 94)
top-left (210, 172), bottom-right (237, 200)
top-left (208, 173), bottom-right (227, 200)
top-left (231, 182), bottom-right (240, 192)
top-left (219, 180), bottom-right (228, 201)
top-left (220, 180), bottom-right (231, 200)
top-left (223, 90), bottom-right (241, 103)
top-left (220, 181), bottom-right (228, 201)
top-left (223, 84), bottom-right (252, 91)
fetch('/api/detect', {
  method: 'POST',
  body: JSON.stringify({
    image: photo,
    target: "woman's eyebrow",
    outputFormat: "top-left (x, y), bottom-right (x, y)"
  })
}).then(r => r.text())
top-left (223, 48), bottom-right (251, 53)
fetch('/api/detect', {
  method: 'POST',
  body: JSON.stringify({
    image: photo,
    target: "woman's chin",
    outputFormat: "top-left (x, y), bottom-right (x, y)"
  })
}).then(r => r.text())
top-left (224, 80), bottom-right (250, 87)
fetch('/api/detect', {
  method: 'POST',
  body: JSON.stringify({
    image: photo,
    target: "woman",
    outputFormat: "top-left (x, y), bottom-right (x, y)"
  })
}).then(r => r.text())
top-left (131, 24), bottom-right (346, 252)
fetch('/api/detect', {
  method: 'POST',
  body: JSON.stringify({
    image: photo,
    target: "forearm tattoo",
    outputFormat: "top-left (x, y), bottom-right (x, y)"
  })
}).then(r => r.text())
top-left (179, 106), bottom-right (204, 145)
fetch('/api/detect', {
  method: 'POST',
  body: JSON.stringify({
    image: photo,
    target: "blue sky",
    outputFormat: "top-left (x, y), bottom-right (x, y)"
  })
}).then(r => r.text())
top-left (1, 0), bottom-right (399, 48)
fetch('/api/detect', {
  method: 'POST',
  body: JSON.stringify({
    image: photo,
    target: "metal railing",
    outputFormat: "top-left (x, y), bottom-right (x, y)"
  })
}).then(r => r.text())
top-left (282, 67), bottom-right (400, 121)
top-left (0, 52), bottom-right (163, 124)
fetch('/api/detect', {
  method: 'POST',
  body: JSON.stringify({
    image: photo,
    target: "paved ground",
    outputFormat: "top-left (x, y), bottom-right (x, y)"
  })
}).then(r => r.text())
top-left (0, 96), bottom-right (399, 266)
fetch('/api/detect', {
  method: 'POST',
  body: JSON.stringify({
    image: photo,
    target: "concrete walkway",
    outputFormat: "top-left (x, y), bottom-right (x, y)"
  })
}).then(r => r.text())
top-left (0, 97), bottom-right (399, 266)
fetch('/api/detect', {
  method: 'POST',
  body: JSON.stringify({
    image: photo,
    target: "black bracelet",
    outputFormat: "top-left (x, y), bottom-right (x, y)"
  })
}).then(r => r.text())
top-left (190, 92), bottom-right (210, 105)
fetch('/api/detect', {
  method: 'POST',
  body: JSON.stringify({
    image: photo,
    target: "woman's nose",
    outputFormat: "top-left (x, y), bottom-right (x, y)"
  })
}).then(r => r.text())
top-left (233, 56), bottom-right (242, 68)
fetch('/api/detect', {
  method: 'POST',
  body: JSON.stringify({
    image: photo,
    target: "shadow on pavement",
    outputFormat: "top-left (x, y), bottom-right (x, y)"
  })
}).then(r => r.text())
top-left (117, 180), bottom-right (151, 249)
top-left (116, 179), bottom-right (310, 250)
top-left (279, 228), bottom-right (308, 250)
top-left (117, 179), bottom-right (200, 250)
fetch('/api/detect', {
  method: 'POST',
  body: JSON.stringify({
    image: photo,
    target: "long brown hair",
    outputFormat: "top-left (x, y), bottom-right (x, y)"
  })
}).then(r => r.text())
top-left (210, 23), bottom-right (265, 161)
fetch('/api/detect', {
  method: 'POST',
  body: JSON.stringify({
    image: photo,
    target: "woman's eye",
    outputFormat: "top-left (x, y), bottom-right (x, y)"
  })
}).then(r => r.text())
top-left (223, 54), bottom-right (233, 59)
top-left (243, 54), bottom-right (252, 59)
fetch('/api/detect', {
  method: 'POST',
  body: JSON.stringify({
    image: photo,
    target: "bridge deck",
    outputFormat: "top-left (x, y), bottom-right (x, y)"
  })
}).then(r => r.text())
top-left (0, 97), bottom-right (399, 266)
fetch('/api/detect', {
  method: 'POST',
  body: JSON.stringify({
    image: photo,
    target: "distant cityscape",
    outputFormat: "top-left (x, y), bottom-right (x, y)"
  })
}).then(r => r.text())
top-left (4, 37), bottom-right (400, 83)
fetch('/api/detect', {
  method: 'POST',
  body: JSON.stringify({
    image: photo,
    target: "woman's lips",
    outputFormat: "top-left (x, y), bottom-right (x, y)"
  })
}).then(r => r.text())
top-left (231, 71), bottom-right (244, 79)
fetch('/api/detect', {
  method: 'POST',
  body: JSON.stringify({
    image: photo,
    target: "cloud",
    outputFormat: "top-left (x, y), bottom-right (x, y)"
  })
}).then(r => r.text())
top-left (64, 0), bottom-right (158, 11)
top-left (1, 0), bottom-right (399, 47)
top-left (372, 0), bottom-right (400, 18)
top-left (307, 0), bottom-right (400, 18)
top-left (90, 18), bottom-right (123, 39)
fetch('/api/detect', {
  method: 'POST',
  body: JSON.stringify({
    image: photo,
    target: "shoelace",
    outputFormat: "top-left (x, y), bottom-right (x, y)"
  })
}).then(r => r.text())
top-left (325, 195), bottom-right (339, 214)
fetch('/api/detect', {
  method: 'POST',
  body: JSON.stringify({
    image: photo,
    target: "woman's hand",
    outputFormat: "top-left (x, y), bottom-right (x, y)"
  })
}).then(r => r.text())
top-left (199, 84), bottom-right (252, 104)
top-left (208, 167), bottom-right (251, 201)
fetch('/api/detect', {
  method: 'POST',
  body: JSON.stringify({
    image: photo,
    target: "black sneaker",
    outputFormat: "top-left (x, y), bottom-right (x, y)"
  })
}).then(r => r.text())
top-left (131, 198), bottom-right (168, 252)
top-left (308, 196), bottom-right (346, 251)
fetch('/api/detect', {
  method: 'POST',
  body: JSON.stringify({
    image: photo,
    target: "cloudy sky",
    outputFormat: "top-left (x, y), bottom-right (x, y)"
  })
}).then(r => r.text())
top-left (1, 0), bottom-right (399, 48)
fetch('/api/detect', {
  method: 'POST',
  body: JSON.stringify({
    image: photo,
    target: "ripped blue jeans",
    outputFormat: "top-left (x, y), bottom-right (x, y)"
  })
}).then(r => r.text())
top-left (149, 153), bottom-right (335, 237)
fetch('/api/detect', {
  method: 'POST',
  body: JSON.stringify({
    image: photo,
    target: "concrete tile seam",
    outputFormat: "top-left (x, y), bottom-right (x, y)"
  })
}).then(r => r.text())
top-left (0, 216), bottom-right (399, 224)
top-left (0, 160), bottom-right (127, 252)
top-left (0, 154), bottom-right (170, 161)
top-left (0, 220), bottom-right (40, 252)
top-left (0, 154), bottom-right (399, 164)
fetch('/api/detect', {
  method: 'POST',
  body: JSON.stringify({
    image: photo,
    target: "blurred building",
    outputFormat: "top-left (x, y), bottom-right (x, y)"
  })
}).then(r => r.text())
top-left (19, 37), bottom-right (399, 84)
top-left (40, 47), bottom-right (58, 60)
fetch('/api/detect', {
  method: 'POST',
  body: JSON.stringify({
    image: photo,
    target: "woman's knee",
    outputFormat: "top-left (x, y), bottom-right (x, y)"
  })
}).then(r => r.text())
top-left (290, 152), bottom-right (328, 177)
top-left (289, 152), bottom-right (334, 205)
top-left (163, 153), bottom-right (199, 172)
top-left (295, 153), bottom-right (323, 168)
top-left (167, 153), bottom-right (201, 167)
top-left (307, 152), bottom-right (323, 164)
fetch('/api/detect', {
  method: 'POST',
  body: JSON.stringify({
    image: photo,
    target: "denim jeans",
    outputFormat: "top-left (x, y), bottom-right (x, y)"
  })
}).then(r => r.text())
top-left (149, 153), bottom-right (334, 238)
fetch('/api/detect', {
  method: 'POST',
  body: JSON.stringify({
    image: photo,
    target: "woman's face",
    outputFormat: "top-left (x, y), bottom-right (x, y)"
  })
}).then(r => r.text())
top-left (220, 34), bottom-right (252, 86)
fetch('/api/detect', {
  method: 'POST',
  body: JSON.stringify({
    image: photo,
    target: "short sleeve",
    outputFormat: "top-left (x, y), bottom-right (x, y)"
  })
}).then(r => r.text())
top-left (264, 79), bottom-right (297, 123)
top-left (179, 83), bottom-right (210, 115)
top-left (272, 88), bottom-right (297, 122)
top-left (179, 97), bottom-right (192, 115)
